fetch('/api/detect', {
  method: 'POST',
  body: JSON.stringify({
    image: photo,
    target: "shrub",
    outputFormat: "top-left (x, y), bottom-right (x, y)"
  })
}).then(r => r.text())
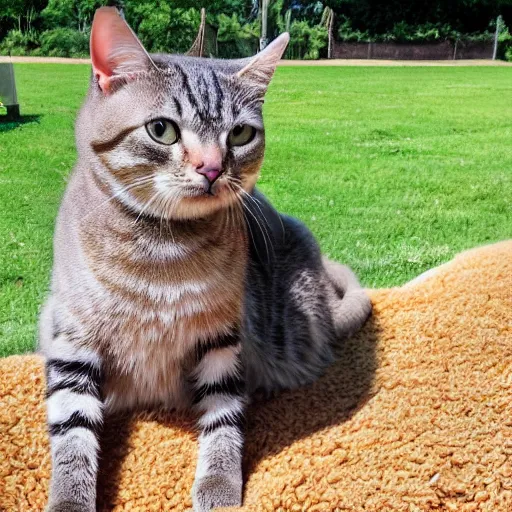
top-left (382, 21), bottom-right (458, 43)
top-left (497, 25), bottom-right (512, 61)
top-left (39, 28), bottom-right (89, 58)
top-left (0, 30), bottom-right (40, 56)
top-left (305, 25), bottom-right (328, 59)
top-left (335, 18), bottom-right (502, 45)
top-left (128, 2), bottom-right (200, 54)
top-left (288, 20), bottom-right (327, 59)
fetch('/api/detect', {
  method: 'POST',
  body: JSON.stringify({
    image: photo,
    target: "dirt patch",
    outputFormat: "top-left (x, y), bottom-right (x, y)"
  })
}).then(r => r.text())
top-left (0, 56), bottom-right (90, 64)
top-left (2, 55), bottom-right (511, 66)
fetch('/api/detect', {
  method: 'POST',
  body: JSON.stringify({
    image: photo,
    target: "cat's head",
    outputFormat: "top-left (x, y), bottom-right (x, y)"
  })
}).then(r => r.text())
top-left (77, 7), bottom-right (288, 221)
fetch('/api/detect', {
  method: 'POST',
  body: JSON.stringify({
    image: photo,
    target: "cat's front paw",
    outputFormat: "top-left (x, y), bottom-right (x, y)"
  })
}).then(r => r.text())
top-left (192, 474), bottom-right (242, 512)
top-left (46, 502), bottom-right (93, 512)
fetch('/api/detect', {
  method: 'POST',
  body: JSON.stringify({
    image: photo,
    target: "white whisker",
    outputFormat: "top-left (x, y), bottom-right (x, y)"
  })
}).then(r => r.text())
top-left (78, 176), bottom-right (155, 225)
top-left (229, 182), bottom-right (274, 263)
top-left (134, 191), bottom-right (161, 224)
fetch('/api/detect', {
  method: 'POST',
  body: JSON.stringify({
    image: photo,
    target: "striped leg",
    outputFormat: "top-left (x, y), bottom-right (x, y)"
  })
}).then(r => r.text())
top-left (191, 332), bottom-right (246, 512)
top-left (45, 339), bottom-right (103, 512)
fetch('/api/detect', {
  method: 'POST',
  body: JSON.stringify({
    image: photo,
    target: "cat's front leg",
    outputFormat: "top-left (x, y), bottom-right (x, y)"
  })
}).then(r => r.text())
top-left (44, 336), bottom-right (103, 512)
top-left (190, 331), bottom-right (246, 512)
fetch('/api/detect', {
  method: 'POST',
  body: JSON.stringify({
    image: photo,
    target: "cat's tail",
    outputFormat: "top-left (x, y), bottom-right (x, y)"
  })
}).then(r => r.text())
top-left (322, 257), bottom-right (372, 339)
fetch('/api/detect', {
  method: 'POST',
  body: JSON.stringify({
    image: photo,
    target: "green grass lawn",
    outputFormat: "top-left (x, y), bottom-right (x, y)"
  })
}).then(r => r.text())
top-left (1, 64), bottom-right (511, 357)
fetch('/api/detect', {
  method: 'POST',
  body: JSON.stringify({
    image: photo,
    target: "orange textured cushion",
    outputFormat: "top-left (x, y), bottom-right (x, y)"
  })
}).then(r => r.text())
top-left (1, 241), bottom-right (511, 511)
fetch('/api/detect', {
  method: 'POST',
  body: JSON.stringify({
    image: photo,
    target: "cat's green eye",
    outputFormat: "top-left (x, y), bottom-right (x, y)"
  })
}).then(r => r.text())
top-left (146, 119), bottom-right (180, 145)
top-left (228, 124), bottom-right (256, 147)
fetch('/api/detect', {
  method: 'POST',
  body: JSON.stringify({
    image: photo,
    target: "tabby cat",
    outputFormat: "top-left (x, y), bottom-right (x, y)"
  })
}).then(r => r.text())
top-left (39, 7), bottom-right (372, 512)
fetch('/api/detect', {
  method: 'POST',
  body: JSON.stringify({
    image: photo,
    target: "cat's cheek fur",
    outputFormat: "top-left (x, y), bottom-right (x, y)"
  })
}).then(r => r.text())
top-left (169, 190), bottom-right (235, 220)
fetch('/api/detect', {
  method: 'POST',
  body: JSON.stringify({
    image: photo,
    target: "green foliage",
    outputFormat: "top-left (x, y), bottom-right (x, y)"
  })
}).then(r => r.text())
top-left (288, 20), bottom-right (327, 59)
top-left (337, 17), bottom-right (371, 42)
top-left (217, 13), bottom-right (259, 58)
top-left (126, 1), bottom-right (200, 54)
top-left (41, 0), bottom-right (106, 32)
top-left (305, 24), bottom-right (328, 58)
top-left (39, 27), bottom-right (89, 57)
top-left (497, 23), bottom-right (512, 58)
top-left (382, 21), bottom-right (456, 42)
top-left (337, 17), bottom-right (499, 43)
top-left (1, 1), bottom-right (512, 62)
top-left (0, 29), bottom-right (40, 56)
top-left (171, 0), bottom-right (253, 21)
top-left (0, 26), bottom-right (89, 57)
top-left (270, 0), bottom-right (288, 36)
top-left (0, 0), bottom-right (47, 37)
top-left (336, 15), bottom-right (512, 53)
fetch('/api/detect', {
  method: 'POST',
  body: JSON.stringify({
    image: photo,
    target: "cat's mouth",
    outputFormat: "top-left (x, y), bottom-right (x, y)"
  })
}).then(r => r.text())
top-left (186, 181), bottom-right (225, 198)
top-left (170, 180), bottom-right (238, 220)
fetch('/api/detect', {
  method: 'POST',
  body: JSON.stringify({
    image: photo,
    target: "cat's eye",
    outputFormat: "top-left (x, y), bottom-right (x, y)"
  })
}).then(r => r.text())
top-left (228, 124), bottom-right (256, 147)
top-left (146, 119), bottom-right (180, 145)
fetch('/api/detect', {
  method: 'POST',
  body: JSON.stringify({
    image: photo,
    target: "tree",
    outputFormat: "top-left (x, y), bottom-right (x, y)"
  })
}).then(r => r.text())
top-left (41, 0), bottom-right (108, 32)
top-left (320, 0), bottom-right (512, 35)
top-left (124, 1), bottom-right (201, 53)
top-left (0, 0), bottom-right (48, 34)
top-left (171, 0), bottom-right (254, 25)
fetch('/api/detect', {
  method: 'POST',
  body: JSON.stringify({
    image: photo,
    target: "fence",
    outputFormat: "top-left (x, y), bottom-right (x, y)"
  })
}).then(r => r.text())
top-left (331, 40), bottom-right (494, 60)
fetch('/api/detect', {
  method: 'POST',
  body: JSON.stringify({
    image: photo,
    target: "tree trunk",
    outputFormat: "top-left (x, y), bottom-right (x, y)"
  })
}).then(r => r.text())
top-left (260, 0), bottom-right (269, 50)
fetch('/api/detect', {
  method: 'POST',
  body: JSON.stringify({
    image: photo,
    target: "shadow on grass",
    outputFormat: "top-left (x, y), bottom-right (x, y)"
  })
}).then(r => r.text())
top-left (0, 114), bottom-right (41, 132)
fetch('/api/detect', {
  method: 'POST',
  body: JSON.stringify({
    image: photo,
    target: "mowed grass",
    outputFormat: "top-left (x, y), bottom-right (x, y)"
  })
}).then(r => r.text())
top-left (1, 64), bottom-right (511, 356)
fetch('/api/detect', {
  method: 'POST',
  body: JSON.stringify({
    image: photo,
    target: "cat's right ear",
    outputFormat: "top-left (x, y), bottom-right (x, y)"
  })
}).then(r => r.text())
top-left (237, 33), bottom-right (290, 90)
top-left (90, 7), bottom-right (155, 93)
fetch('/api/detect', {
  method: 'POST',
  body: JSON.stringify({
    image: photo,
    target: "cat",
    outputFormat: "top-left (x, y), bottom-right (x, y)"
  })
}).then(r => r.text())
top-left (38, 7), bottom-right (372, 512)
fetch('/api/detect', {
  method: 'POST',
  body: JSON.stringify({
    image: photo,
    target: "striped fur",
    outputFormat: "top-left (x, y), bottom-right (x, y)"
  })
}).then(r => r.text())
top-left (44, 341), bottom-right (103, 511)
top-left (40, 8), bottom-right (370, 512)
top-left (191, 333), bottom-right (246, 511)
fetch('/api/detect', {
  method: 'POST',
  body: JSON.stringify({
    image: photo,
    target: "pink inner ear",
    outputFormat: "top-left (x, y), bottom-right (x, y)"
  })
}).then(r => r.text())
top-left (90, 8), bottom-right (120, 92)
top-left (237, 32), bottom-right (290, 87)
top-left (90, 7), bottom-right (153, 94)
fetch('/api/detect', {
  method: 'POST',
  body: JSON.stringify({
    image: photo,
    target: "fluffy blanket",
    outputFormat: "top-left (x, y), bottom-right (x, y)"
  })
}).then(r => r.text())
top-left (1, 241), bottom-right (511, 511)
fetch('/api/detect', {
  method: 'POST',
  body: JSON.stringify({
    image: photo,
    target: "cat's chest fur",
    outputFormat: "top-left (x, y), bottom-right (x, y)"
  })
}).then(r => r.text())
top-left (75, 213), bottom-right (247, 412)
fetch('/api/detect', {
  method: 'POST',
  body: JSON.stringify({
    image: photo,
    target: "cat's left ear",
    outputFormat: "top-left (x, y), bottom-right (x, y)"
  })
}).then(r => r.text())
top-left (90, 7), bottom-right (155, 93)
top-left (237, 33), bottom-right (289, 90)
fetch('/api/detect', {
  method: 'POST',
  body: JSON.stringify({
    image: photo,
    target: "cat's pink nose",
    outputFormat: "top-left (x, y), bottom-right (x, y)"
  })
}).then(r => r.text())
top-left (186, 144), bottom-right (223, 185)
top-left (196, 165), bottom-right (223, 184)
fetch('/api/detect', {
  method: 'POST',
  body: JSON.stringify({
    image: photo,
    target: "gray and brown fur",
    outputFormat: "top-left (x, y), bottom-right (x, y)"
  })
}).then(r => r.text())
top-left (39, 7), bottom-right (371, 512)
